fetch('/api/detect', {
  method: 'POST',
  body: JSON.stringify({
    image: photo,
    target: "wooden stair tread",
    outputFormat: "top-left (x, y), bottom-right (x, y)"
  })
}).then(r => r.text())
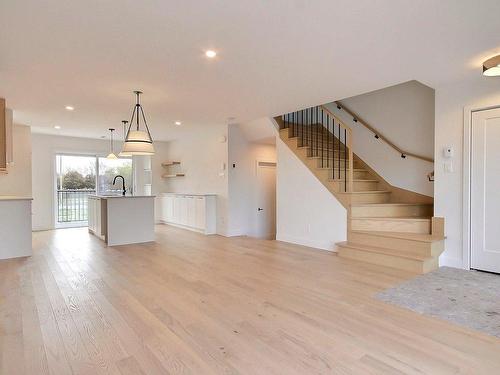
top-left (337, 241), bottom-right (429, 260)
top-left (352, 216), bottom-right (431, 221)
top-left (351, 230), bottom-right (443, 242)
top-left (338, 191), bottom-right (391, 195)
top-left (351, 202), bottom-right (433, 207)
top-left (330, 179), bottom-right (378, 182)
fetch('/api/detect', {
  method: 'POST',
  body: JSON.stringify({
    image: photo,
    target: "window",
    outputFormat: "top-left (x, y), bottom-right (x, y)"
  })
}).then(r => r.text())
top-left (55, 154), bottom-right (133, 227)
top-left (98, 157), bottom-right (133, 195)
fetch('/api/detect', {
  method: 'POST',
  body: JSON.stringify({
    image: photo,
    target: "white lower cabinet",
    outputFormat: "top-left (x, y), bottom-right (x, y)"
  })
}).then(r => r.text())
top-left (159, 194), bottom-right (216, 234)
top-left (88, 196), bottom-right (105, 239)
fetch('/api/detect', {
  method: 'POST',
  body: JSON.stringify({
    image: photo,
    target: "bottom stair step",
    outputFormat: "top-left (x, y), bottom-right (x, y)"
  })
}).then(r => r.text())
top-left (336, 241), bottom-right (438, 274)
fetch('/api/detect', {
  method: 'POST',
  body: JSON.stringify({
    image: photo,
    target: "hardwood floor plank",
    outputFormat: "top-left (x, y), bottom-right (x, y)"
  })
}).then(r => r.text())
top-left (0, 260), bottom-right (25, 375)
top-left (19, 260), bottom-right (50, 375)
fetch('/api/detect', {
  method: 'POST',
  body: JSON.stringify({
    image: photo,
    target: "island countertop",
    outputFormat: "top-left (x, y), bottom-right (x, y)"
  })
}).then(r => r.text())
top-left (0, 196), bottom-right (33, 201)
top-left (88, 194), bottom-right (156, 199)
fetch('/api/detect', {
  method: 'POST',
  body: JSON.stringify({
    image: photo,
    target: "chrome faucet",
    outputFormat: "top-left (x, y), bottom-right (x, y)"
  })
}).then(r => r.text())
top-left (112, 175), bottom-right (126, 196)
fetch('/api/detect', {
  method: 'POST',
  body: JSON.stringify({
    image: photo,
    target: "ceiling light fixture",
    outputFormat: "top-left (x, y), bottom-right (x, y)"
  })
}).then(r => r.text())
top-left (54, 125), bottom-right (61, 129)
top-left (121, 91), bottom-right (155, 155)
top-left (483, 55), bottom-right (500, 76)
top-left (205, 50), bottom-right (217, 58)
top-left (175, 121), bottom-right (181, 126)
top-left (107, 128), bottom-right (118, 159)
top-left (65, 106), bottom-right (74, 111)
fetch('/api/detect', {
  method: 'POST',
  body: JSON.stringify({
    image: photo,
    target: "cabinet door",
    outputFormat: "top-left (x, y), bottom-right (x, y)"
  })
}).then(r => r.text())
top-left (194, 197), bottom-right (206, 229)
top-left (160, 197), bottom-right (168, 222)
top-left (172, 196), bottom-right (180, 224)
top-left (165, 196), bottom-right (174, 222)
top-left (185, 196), bottom-right (195, 227)
top-left (88, 198), bottom-right (95, 232)
top-left (179, 196), bottom-right (188, 225)
top-left (95, 199), bottom-right (102, 236)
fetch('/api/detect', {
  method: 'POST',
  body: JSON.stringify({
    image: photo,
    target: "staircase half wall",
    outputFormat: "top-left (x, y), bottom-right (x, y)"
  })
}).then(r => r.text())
top-left (276, 136), bottom-right (347, 251)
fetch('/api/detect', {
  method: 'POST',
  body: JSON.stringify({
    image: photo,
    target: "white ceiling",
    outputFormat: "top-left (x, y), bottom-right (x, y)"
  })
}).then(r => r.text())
top-left (1, 0), bottom-right (499, 141)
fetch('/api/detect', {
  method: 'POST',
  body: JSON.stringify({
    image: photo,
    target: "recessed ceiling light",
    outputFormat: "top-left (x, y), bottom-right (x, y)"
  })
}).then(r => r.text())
top-left (483, 55), bottom-right (500, 76)
top-left (65, 105), bottom-right (74, 111)
top-left (54, 125), bottom-right (61, 129)
top-left (175, 121), bottom-right (182, 126)
top-left (205, 50), bottom-right (217, 58)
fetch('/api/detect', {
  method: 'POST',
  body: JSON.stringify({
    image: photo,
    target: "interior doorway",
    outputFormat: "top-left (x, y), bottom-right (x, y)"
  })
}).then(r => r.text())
top-left (253, 160), bottom-right (277, 239)
top-left (470, 107), bottom-right (500, 273)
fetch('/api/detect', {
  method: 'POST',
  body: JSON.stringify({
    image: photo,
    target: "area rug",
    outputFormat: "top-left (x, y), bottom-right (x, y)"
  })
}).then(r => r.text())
top-left (376, 266), bottom-right (500, 338)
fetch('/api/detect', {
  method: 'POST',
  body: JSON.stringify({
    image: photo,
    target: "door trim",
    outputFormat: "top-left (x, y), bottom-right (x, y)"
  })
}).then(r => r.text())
top-left (463, 104), bottom-right (500, 270)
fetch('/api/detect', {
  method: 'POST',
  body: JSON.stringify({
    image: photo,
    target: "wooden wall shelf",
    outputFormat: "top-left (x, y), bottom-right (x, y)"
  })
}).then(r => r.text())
top-left (162, 173), bottom-right (185, 178)
top-left (161, 160), bottom-right (185, 178)
top-left (161, 161), bottom-right (181, 167)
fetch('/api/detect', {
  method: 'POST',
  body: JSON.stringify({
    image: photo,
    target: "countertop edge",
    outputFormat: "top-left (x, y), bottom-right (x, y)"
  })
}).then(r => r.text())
top-left (0, 196), bottom-right (34, 201)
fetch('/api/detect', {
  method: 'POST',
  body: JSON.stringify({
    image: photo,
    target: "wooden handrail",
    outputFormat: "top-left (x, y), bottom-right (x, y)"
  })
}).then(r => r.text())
top-left (318, 104), bottom-right (352, 133)
top-left (334, 101), bottom-right (434, 163)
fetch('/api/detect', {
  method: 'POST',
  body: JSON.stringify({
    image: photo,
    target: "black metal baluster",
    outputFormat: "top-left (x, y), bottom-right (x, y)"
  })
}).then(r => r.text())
top-left (328, 115), bottom-right (332, 174)
top-left (344, 128), bottom-right (347, 192)
top-left (337, 122), bottom-right (340, 182)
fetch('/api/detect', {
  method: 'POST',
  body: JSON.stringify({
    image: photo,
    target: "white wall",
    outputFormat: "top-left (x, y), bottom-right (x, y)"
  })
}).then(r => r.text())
top-left (0, 124), bottom-right (32, 197)
top-left (31, 133), bottom-right (168, 230)
top-left (227, 124), bottom-right (276, 237)
top-left (325, 80), bottom-right (435, 196)
top-left (154, 124), bottom-right (229, 235)
top-left (434, 77), bottom-right (500, 268)
top-left (276, 137), bottom-right (347, 251)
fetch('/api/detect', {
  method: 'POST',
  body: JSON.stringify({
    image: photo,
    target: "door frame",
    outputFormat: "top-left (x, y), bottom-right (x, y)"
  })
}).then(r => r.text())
top-left (462, 104), bottom-right (500, 270)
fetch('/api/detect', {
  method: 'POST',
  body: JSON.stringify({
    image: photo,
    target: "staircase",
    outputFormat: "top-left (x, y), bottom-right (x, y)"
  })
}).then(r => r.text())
top-left (275, 106), bottom-right (444, 274)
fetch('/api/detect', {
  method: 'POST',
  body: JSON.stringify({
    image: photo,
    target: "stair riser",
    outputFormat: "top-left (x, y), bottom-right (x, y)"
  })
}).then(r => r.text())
top-left (313, 159), bottom-right (361, 169)
top-left (338, 246), bottom-right (437, 274)
top-left (350, 193), bottom-right (391, 204)
top-left (347, 232), bottom-right (443, 257)
top-left (350, 205), bottom-right (433, 218)
top-left (350, 218), bottom-right (431, 234)
top-left (332, 181), bottom-right (379, 192)
top-left (333, 170), bottom-right (371, 179)
top-left (308, 150), bottom-right (347, 157)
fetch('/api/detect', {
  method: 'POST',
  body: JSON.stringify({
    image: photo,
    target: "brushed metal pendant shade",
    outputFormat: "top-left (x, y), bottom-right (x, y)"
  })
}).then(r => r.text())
top-left (121, 91), bottom-right (155, 155)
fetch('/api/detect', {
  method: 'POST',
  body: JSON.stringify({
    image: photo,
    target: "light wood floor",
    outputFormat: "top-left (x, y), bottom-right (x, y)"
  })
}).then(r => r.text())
top-left (1, 226), bottom-right (499, 374)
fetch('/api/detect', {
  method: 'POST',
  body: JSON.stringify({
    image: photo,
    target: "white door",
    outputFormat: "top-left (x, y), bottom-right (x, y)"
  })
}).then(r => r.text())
top-left (254, 161), bottom-right (277, 239)
top-left (471, 107), bottom-right (500, 273)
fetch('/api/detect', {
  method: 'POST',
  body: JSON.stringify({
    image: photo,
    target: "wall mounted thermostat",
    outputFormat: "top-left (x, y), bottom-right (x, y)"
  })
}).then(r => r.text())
top-left (443, 146), bottom-right (454, 159)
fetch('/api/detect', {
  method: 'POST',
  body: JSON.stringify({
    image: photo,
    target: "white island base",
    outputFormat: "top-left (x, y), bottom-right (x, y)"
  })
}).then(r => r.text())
top-left (0, 196), bottom-right (32, 260)
top-left (88, 195), bottom-right (155, 246)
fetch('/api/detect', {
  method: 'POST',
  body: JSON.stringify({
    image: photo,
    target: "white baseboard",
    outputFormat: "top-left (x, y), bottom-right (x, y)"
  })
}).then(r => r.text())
top-left (439, 254), bottom-right (465, 269)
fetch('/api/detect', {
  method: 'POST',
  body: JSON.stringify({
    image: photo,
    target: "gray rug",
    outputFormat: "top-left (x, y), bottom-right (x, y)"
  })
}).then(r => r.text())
top-left (376, 266), bottom-right (500, 338)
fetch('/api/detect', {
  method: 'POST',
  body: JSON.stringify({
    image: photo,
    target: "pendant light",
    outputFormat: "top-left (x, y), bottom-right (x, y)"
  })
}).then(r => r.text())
top-left (118, 120), bottom-right (132, 157)
top-left (121, 91), bottom-right (155, 155)
top-left (106, 128), bottom-right (118, 159)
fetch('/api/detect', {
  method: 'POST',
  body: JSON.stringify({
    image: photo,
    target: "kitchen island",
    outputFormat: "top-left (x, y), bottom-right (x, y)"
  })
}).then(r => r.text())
top-left (88, 195), bottom-right (155, 246)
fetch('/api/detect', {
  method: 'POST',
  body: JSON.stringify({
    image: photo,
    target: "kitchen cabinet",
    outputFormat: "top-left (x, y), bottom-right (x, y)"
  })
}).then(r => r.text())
top-left (88, 196), bottom-right (106, 240)
top-left (159, 193), bottom-right (216, 234)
